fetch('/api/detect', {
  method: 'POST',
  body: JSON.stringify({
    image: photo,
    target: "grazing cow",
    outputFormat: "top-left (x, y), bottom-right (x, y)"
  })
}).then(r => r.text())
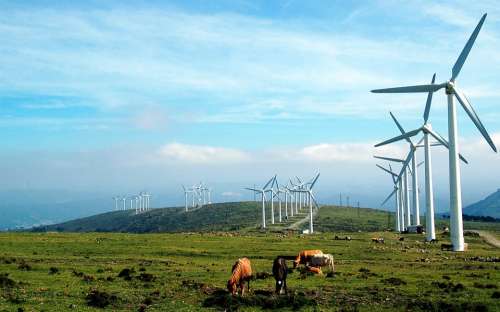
top-left (371, 237), bottom-right (385, 244)
top-left (227, 258), bottom-right (252, 296)
top-left (272, 257), bottom-right (288, 295)
top-left (293, 250), bottom-right (323, 268)
top-left (310, 253), bottom-right (335, 274)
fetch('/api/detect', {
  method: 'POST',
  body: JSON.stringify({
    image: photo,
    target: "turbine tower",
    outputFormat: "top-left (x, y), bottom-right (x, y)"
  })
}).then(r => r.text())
top-left (375, 95), bottom-right (469, 240)
top-left (113, 197), bottom-right (119, 211)
top-left (304, 172), bottom-right (320, 234)
top-left (372, 14), bottom-right (496, 251)
top-left (245, 175), bottom-right (275, 229)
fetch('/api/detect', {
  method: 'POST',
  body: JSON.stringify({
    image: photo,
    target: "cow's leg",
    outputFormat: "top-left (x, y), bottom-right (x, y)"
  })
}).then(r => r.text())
top-left (240, 282), bottom-right (245, 296)
top-left (284, 279), bottom-right (288, 295)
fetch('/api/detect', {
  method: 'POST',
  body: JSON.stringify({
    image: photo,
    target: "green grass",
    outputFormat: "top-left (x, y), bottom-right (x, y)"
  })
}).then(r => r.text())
top-left (1, 230), bottom-right (499, 311)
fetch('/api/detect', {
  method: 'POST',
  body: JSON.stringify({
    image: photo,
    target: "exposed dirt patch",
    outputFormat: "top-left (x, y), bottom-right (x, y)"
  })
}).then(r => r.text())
top-left (49, 267), bottom-right (59, 275)
top-left (17, 261), bottom-right (31, 271)
top-left (181, 279), bottom-right (215, 295)
top-left (137, 273), bottom-right (155, 283)
top-left (0, 273), bottom-right (16, 288)
top-left (431, 281), bottom-right (466, 293)
top-left (383, 277), bottom-right (407, 286)
top-left (203, 288), bottom-right (318, 310)
top-left (86, 289), bottom-right (118, 308)
top-left (118, 268), bottom-right (135, 280)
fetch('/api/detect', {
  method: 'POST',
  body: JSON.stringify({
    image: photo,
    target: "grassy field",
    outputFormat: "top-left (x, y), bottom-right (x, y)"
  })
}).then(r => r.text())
top-left (1, 229), bottom-right (499, 311)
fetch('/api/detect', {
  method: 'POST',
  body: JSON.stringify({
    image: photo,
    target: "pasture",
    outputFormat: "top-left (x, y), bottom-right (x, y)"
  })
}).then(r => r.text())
top-left (0, 230), bottom-right (499, 311)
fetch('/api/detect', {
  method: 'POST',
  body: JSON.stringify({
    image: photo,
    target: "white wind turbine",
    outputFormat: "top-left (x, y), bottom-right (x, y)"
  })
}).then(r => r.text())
top-left (113, 197), bottom-right (119, 211)
top-left (284, 184), bottom-right (295, 218)
top-left (377, 163), bottom-right (402, 232)
top-left (374, 155), bottom-right (410, 229)
top-left (273, 177), bottom-right (285, 223)
top-left (376, 93), bottom-right (469, 240)
top-left (135, 196), bottom-right (140, 214)
top-left (265, 176), bottom-right (277, 225)
top-left (246, 175), bottom-right (275, 229)
top-left (303, 172), bottom-right (320, 234)
top-left (372, 14), bottom-right (497, 251)
top-left (182, 185), bottom-right (192, 212)
top-left (122, 196), bottom-right (127, 211)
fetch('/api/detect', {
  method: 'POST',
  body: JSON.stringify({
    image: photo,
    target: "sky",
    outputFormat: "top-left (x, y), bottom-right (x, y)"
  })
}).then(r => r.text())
top-left (1, 0), bottom-right (500, 224)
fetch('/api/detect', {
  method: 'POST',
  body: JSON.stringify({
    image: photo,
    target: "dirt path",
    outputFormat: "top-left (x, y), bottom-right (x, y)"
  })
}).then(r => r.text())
top-left (470, 230), bottom-right (500, 248)
top-left (287, 207), bottom-right (320, 230)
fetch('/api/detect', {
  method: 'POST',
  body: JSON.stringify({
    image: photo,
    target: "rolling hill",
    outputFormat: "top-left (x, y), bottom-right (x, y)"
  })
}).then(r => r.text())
top-left (31, 201), bottom-right (500, 234)
top-left (463, 189), bottom-right (500, 219)
top-left (32, 202), bottom-right (263, 233)
top-left (32, 201), bottom-right (396, 233)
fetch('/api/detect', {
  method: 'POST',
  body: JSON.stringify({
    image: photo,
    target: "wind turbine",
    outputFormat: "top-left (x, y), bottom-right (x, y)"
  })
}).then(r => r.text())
top-left (122, 196), bottom-right (126, 211)
top-left (303, 172), bottom-right (320, 234)
top-left (182, 185), bottom-right (192, 212)
top-left (377, 163), bottom-right (402, 232)
top-left (246, 175), bottom-right (275, 229)
top-left (113, 197), bottom-right (119, 211)
top-left (374, 155), bottom-right (410, 229)
top-left (372, 14), bottom-right (496, 251)
top-left (265, 175), bottom-right (277, 224)
top-left (135, 196), bottom-right (140, 214)
top-left (376, 91), bottom-right (469, 240)
top-left (274, 177), bottom-right (285, 223)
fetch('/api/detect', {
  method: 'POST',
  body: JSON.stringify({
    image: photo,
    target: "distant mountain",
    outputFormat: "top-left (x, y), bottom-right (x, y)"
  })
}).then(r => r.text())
top-left (463, 189), bottom-right (500, 219)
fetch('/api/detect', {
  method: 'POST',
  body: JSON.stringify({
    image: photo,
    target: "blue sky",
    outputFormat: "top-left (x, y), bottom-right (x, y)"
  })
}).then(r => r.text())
top-left (1, 0), bottom-right (500, 217)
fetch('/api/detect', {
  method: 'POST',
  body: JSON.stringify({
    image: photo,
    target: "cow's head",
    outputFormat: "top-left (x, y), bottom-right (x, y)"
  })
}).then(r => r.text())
top-left (227, 280), bottom-right (237, 295)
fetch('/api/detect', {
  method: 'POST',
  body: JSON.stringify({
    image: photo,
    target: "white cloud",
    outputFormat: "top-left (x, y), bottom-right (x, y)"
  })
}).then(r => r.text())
top-left (297, 142), bottom-right (406, 163)
top-left (158, 143), bottom-right (250, 164)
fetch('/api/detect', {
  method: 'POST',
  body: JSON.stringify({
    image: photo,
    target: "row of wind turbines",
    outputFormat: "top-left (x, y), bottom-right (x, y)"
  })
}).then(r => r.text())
top-left (182, 182), bottom-right (212, 212)
top-left (246, 173), bottom-right (320, 234)
top-left (112, 192), bottom-right (152, 215)
top-left (373, 13), bottom-right (497, 251)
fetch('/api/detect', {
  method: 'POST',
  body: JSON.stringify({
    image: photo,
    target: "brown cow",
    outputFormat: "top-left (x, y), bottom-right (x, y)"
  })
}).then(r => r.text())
top-left (293, 250), bottom-right (323, 268)
top-left (227, 258), bottom-right (252, 296)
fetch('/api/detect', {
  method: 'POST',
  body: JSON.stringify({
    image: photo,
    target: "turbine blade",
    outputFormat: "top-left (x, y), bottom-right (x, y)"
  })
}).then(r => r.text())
top-left (424, 127), bottom-right (470, 164)
top-left (310, 172), bottom-right (320, 189)
top-left (451, 13), bottom-right (487, 81)
top-left (381, 188), bottom-right (397, 207)
top-left (389, 112), bottom-right (415, 147)
top-left (373, 155), bottom-right (405, 163)
top-left (454, 87), bottom-right (497, 152)
top-left (417, 161), bottom-right (424, 168)
top-left (388, 163), bottom-right (396, 184)
top-left (375, 127), bottom-right (422, 147)
top-left (263, 176), bottom-right (275, 189)
top-left (245, 188), bottom-right (261, 192)
top-left (397, 149), bottom-right (415, 180)
top-left (376, 164), bottom-right (398, 178)
top-left (423, 73), bottom-right (437, 123)
top-left (371, 83), bottom-right (444, 93)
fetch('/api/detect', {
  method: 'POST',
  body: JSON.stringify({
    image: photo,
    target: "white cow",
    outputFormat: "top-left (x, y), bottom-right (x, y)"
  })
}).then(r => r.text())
top-left (310, 253), bottom-right (335, 273)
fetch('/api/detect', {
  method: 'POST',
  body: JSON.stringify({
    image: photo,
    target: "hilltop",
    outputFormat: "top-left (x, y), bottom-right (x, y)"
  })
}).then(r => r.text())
top-left (32, 202), bottom-right (397, 233)
top-left (464, 189), bottom-right (500, 219)
top-left (31, 201), bottom-right (500, 234)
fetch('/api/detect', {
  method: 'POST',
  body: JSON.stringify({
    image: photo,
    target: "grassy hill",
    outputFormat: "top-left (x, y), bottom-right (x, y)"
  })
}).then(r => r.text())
top-left (32, 201), bottom-right (500, 234)
top-left (33, 202), bottom-right (263, 233)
